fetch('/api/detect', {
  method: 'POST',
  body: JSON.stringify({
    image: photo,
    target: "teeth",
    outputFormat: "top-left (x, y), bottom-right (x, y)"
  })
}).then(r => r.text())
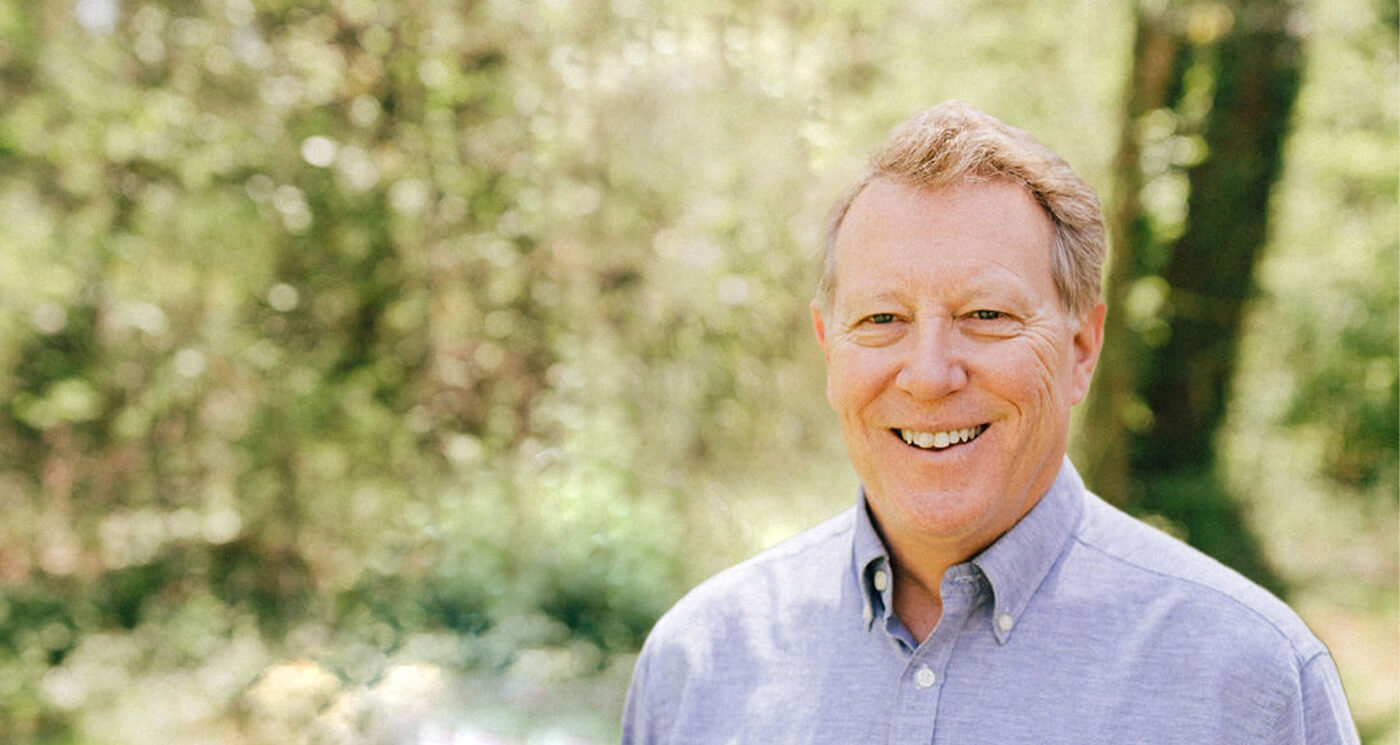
top-left (898, 424), bottom-right (986, 451)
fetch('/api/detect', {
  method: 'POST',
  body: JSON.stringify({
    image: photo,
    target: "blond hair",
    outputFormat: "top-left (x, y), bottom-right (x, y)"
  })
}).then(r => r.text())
top-left (818, 101), bottom-right (1105, 316)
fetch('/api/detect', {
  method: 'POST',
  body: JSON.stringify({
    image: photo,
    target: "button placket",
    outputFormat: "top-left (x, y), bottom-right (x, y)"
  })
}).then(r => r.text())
top-left (888, 575), bottom-right (980, 744)
top-left (889, 655), bottom-right (942, 743)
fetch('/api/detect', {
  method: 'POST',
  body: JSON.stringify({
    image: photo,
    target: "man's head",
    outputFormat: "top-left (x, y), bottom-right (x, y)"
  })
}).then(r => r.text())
top-left (817, 100), bottom-right (1105, 319)
top-left (811, 102), bottom-right (1107, 563)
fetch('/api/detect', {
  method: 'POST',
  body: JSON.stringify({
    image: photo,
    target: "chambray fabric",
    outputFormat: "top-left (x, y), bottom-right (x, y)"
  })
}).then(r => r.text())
top-left (622, 458), bottom-right (1358, 745)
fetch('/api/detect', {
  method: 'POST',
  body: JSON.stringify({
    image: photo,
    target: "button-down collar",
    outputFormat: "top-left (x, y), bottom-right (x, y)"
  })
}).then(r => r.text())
top-left (852, 492), bottom-right (892, 632)
top-left (972, 457), bottom-right (1084, 644)
top-left (851, 456), bottom-right (1084, 643)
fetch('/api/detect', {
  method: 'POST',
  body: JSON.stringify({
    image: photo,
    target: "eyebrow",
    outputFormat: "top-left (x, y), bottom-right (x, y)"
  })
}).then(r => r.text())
top-left (841, 281), bottom-right (1037, 309)
top-left (835, 289), bottom-right (908, 314)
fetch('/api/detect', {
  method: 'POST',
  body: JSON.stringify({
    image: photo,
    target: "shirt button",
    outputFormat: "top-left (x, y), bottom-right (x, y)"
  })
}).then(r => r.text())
top-left (997, 613), bottom-right (1015, 632)
top-left (873, 570), bottom-right (888, 592)
top-left (914, 666), bottom-right (936, 689)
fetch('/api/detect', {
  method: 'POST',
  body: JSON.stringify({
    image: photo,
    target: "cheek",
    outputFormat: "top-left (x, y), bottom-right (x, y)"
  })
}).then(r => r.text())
top-left (823, 352), bottom-right (853, 411)
top-left (825, 349), bottom-right (898, 419)
top-left (987, 341), bottom-right (1071, 407)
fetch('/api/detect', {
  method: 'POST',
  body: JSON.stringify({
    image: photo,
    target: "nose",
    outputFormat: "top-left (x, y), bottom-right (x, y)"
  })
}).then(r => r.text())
top-left (894, 319), bottom-right (969, 400)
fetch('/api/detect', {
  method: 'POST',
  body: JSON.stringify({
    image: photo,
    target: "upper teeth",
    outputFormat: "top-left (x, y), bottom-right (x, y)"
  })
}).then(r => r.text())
top-left (899, 425), bottom-right (986, 450)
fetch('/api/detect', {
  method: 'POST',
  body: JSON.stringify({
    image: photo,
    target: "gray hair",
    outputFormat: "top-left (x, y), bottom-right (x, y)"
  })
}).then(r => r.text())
top-left (818, 101), bottom-right (1106, 316)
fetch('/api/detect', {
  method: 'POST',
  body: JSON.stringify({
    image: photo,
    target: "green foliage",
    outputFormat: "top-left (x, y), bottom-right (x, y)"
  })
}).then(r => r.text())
top-left (1256, 0), bottom-right (1399, 493)
top-left (0, 0), bottom-right (1391, 742)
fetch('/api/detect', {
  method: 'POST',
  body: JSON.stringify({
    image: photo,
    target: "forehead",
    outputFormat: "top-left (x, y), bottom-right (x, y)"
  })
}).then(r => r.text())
top-left (832, 177), bottom-right (1057, 301)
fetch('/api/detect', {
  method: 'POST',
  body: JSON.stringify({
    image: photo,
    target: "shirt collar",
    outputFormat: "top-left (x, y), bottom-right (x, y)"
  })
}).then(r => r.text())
top-left (850, 457), bottom-right (1085, 643)
top-left (852, 489), bottom-right (892, 631)
top-left (972, 456), bottom-right (1084, 644)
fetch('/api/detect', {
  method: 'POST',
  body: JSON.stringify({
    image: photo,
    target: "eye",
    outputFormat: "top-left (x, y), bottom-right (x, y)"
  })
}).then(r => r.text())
top-left (961, 308), bottom-right (1020, 338)
top-left (867, 313), bottom-right (896, 324)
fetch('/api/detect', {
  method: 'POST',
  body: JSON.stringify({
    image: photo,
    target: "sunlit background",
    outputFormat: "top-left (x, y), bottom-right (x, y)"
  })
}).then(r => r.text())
top-left (0, 0), bottom-right (1394, 743)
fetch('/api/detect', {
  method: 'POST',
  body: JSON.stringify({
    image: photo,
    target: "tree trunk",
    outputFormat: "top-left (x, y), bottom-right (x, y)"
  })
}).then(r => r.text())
top-left (1080, 0), bottom-right (1304, 594)
top-left (1078, 10), bottom-right (1183, 506)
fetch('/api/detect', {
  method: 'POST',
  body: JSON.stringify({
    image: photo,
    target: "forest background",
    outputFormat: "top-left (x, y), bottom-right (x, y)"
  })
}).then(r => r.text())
top-left (0, 0), bottom-right (1395, 743)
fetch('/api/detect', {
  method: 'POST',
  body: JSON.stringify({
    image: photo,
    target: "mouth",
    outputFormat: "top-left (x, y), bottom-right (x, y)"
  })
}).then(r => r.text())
top-left (894, 424), bottom-right (989, 452)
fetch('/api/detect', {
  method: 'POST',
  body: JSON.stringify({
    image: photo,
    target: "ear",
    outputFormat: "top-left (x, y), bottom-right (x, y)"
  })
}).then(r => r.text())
top-left (811, 298), bottom-right (838, 405)
top-left (1069, 302), bottom-right (1106, 405)
top-left (810, 299), bottom-right (831, 359)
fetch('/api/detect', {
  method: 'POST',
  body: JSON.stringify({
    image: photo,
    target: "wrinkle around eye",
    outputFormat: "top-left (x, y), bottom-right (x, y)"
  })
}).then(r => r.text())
top-left (842, 318), bottom-right (906, 346)
top-left (960, 311), bottom-right (1022, 338)
top-left (839, 310), bottom-right (903, 331)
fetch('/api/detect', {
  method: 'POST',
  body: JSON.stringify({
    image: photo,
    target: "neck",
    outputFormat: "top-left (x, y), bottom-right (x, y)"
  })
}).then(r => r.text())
top-left (890, 554), bottom-right (949, 643)
top-left (867, 508), bottom-right (987, 644)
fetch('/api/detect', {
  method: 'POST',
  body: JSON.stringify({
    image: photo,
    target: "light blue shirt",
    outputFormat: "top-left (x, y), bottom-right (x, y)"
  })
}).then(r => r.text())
top-left (622, 459), bottom-right (1357, 744)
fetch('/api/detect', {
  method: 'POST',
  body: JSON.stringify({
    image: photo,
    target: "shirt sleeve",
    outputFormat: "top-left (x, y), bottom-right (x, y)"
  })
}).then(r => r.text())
top-left (1268, 651), bottom-right (1360, 745)
top-left (620, 640), bottom-right (665, 745)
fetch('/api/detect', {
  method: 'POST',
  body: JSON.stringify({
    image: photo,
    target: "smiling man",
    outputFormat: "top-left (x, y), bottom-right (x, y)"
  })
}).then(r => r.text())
top-left (622, 101), bottom-right (1357, 744)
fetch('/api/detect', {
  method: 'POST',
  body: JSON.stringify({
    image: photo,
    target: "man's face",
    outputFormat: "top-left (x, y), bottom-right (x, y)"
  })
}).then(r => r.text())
top-left (812, 177), bottom-right (1104, 560)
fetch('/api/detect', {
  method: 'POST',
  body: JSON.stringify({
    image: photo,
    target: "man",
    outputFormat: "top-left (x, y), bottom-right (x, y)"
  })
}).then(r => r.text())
top-left (622, 101), bottom-right (1357, 744)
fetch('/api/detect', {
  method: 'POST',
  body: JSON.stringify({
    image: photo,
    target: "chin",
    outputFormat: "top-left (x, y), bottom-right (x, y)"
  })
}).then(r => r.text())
top-left (872, 483), bottom-right (1007, 544)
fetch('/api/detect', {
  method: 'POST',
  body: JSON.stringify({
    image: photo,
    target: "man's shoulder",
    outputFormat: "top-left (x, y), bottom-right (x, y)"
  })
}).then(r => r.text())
top-left (646, 507), bottom-right (856, 640)
top-left (624, 508), bottom-right (886, 744)
top-left (1070, 491), bottom-right (1326, 662)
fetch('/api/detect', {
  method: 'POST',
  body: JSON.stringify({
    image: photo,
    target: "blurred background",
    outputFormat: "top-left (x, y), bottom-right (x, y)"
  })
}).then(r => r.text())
top-left (0, 0), bottom-right (1394, 742)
